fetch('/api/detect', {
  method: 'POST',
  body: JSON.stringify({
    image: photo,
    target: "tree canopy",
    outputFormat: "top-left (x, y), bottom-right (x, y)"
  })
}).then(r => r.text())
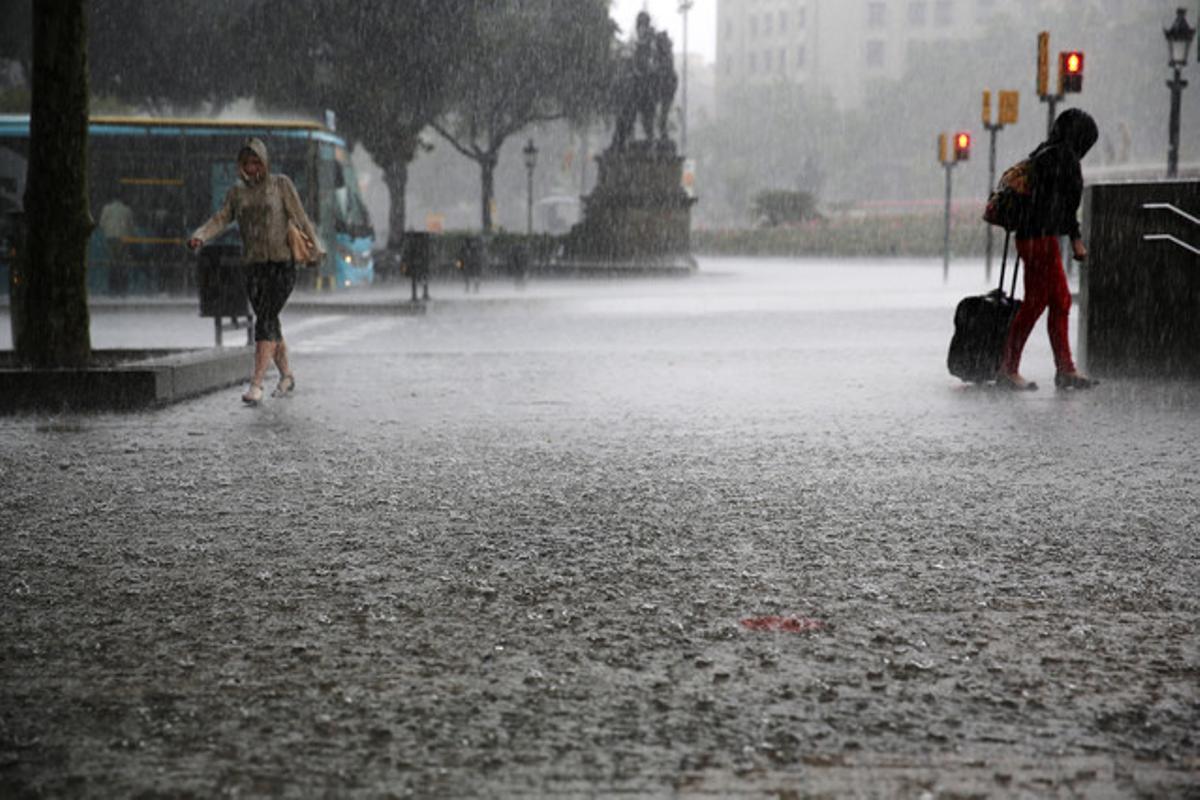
top-left (432, 0), bottom-right (615, 230)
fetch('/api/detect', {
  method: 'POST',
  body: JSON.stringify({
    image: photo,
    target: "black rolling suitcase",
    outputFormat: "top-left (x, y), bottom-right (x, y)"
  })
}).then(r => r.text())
top-left (947, 232), bottom-right (1022, 383)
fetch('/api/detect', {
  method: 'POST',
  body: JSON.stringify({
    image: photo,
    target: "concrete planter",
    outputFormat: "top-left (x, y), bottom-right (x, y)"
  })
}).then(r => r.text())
top-left (0, 347), bottom-right (251, 412)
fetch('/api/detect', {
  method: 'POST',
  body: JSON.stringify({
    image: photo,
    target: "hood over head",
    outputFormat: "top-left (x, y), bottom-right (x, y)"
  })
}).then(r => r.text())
top-left (1047, 108), bottom-right (1098, 159)
top-left (238, 137), bottom-right (270, 184)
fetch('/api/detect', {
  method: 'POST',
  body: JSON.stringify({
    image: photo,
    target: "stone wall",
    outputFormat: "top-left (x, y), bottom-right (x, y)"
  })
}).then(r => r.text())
top-left (1081, 181), bottom-right (1200, 377)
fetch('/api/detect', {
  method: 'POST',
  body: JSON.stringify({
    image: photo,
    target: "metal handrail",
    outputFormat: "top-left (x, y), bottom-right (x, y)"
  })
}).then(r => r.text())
top-left (1142, 234), bottom-right (1200, 257)
top-left (1142, 203), bottom-right (1200, 257)
top-left (1142, 202), bottom-right (1200, 228)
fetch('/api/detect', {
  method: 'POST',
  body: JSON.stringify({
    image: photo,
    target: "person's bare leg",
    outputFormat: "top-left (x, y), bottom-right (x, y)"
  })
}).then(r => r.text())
top-left (242, 341), bottom-right (274, 402)
top-left (252, 340), bottom-right (275, 386)
top-left (273, 338), bottom-right (291, 379)
top-left (271, 338), bottom-right (295, 395)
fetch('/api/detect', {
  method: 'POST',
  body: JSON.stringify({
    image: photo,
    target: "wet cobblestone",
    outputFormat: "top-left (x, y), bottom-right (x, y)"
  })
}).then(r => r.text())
top-left (2, 259), bottom-right (1198, 797)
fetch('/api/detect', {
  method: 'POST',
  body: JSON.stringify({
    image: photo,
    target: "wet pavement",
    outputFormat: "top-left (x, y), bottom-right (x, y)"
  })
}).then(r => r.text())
top-left (1, 257), bottom-right (1198, 798)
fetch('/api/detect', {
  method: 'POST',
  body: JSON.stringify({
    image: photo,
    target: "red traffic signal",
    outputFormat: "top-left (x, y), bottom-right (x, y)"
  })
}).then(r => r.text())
top-left (953, 131), bottom-right (971, 161)
top-left (1060, 50), bottom-right (1084, 93)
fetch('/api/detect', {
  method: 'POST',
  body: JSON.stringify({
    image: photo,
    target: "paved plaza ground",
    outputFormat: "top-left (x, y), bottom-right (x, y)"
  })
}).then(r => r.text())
top-left (1, 257), bottom-right (1197, 797)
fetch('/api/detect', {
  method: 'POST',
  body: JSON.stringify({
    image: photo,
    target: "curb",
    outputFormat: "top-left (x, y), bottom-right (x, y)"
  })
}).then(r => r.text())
top-left (0, 347), bottom-right (252, 413)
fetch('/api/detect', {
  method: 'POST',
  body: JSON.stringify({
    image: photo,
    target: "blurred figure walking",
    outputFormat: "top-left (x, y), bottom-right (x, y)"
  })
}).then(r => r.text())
top-left (458, 236), bottom-right (484, 293)
top-left (98, 189), bottom-right (134, 296)
top-left (188, 138), bottom-right (322, 404)
top-left (999, 109), bottom-right (1099, 391)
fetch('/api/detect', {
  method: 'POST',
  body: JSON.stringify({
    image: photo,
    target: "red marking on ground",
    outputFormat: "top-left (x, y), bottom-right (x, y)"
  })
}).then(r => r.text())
top-left (740, 616), bottom-right (825, 633)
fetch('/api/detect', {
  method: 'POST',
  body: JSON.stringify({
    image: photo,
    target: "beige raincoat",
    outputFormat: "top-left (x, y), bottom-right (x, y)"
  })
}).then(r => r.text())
top-left (190, 137), bottom-right (324, 264)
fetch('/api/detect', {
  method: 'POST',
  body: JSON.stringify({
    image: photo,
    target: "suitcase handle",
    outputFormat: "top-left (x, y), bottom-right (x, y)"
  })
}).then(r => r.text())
top-left (996, 230), bottom-right (1021, 298)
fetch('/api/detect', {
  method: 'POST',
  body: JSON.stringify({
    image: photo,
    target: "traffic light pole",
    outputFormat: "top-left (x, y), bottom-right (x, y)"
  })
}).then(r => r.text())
top-left (944, 163), bottom-right (952, 282)
top-left (1043, 93), bottom-right (1061, 138)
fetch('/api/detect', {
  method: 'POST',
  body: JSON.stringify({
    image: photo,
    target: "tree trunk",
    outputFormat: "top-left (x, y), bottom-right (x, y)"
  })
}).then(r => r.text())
top-left (18, 0), bottom-right (91, 367)
top-left (480, 153), bottom-right (496, 232)
top-left (383, 159), bottom-right (409, 249)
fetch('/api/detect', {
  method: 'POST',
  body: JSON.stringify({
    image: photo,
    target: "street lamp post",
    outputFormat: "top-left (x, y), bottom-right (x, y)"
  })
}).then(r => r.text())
top-left (1164, 7), bottom-right (1196, 178)
top-left (523, 138), bottom-right (538, 235)
top-left (678, 0), bottom-right (693, 153)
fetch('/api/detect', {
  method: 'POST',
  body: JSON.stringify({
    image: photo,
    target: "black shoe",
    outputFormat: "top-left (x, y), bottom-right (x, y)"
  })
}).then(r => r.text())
top-left (1055, 371), bottom-right (1097, 390)
top-left (997, 373), bottom-right (1038, 391)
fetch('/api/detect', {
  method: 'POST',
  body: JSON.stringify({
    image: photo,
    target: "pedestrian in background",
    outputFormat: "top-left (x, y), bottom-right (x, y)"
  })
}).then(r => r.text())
top-left (458, 236), bottom-right (484, 293)
top-left (188, 138), bottom-right (322, 404)
top-left (999, 108), bottom-right (1099, 391)
top-left (98, 188), bottom-right (134, 296)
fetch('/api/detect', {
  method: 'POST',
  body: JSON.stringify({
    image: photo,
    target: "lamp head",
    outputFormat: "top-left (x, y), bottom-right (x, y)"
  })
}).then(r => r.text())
top-left (1164, 7), bottom-right (1196, 68)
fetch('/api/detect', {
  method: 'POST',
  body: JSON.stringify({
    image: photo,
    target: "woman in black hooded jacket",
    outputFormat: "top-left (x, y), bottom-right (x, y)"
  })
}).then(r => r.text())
top-left (999, 108), bottom-right (1099, 390)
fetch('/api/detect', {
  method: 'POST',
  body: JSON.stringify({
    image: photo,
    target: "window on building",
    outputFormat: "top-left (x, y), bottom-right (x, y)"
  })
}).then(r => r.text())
top-left (796, 45), bottom-right (807, 69)
top-left (868, 2), bottom-right (887, 28)
top-left (780, 47), bottom-right (788, 72)
top-left (725, 19), bottom-right (734, 39)
top-left (975, 0), bottom-right (997, 18)
top-left (935, 0), bottom-right (954, 26)
top-left (866, 39), bottom-right (886, 68)
top-left (749, 52), bottom-right (758, 73)
top-left (763, 50), bottom-right (772, 70)
top-left (780, 11), bottom-right (787, 33)
top-left (764, 13), bottom-right (773, 36)
top-left (908, 1), bottom-right (927, 26)
top-left (796, 7), bottom-right (807, 28)
top-left (750, 15), bottom-right (758, 37)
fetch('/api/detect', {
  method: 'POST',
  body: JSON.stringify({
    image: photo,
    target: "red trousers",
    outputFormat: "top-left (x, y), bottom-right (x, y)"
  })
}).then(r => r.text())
top-left (1001, 236), bottom-right (1076, 375)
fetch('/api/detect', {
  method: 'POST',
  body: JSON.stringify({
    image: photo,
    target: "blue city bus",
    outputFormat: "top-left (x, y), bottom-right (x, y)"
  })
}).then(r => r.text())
top-left (0, 114), bottom-right (375, 295)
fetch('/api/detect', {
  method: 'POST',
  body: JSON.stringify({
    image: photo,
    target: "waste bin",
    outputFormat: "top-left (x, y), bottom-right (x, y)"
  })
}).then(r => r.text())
top-left (196, 249), bottom-right (250, 345)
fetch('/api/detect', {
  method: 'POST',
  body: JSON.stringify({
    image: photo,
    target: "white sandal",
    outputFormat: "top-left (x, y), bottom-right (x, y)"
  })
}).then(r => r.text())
top-left (242, 383), bottom-right (264, 404)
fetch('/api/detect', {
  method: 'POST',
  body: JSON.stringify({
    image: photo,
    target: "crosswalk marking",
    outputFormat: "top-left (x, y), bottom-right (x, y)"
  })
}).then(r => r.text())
top-left (280, 315), bottom-right (349, 337)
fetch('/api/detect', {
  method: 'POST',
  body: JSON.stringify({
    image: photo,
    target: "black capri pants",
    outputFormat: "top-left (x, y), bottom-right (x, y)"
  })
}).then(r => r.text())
top-left (246, 260), bottom-right (296, 342)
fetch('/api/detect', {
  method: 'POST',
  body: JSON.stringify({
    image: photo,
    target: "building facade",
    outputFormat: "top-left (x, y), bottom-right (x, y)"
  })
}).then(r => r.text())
top-left (716, 0), bottom-right (1004, 109)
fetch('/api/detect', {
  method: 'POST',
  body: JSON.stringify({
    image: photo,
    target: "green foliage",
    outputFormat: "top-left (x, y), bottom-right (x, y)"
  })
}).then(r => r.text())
top-left (433, 0), bottom-right (615, 230)
top-left (0, 0), bottom-right (33, 79)
top-left (90, 0), bottom-right (247, 112)
top-left (690, 84), bottom-right (836, 227)
top-left (693, 211), bottom-right (989, 258)
top-left (752, 190), bottom-right (819, 227)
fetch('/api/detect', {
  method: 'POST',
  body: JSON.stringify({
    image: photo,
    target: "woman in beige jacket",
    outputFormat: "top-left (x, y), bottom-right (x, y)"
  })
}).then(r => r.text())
top-left (188, 137), bottom-right (323, 404)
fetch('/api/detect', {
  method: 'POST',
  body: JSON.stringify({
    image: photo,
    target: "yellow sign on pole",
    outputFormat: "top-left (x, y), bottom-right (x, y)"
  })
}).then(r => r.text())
top-left (938, 133), bottom-right (948, 165)
top-left (999, 91), bottom-right (1020, 125)
top-left (1037, 32), bottom-right (1050, 97)
top-left (982, 90), bottom-right (992, 125)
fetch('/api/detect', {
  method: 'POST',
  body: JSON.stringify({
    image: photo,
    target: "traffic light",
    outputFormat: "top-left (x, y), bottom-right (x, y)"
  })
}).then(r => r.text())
top-left (1060, 50), bottom-right (1084, 93)
top-left (954, 131), bottom-right (971, 161)
top-left (1037, 32), bottom-right (1050, 97)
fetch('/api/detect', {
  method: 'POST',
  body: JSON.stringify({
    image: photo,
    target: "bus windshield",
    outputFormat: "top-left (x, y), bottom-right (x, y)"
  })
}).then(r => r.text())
top-left (334, 152), bottom-right (372, 238)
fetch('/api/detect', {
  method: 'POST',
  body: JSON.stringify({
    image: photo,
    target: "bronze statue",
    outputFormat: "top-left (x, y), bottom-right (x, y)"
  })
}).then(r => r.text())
top-left (609, 12), bottom-right (677, 152)
top-left (650, 31), bottom-right (678, 143)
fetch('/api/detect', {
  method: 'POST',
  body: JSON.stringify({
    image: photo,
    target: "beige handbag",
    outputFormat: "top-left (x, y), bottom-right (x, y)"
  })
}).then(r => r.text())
top-left (287, 221), bottom-right (317, 265)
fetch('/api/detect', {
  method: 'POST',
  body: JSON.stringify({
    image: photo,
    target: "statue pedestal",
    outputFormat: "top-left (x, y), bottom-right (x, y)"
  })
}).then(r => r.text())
top-left (559, 141), bottom-right (697, 272)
